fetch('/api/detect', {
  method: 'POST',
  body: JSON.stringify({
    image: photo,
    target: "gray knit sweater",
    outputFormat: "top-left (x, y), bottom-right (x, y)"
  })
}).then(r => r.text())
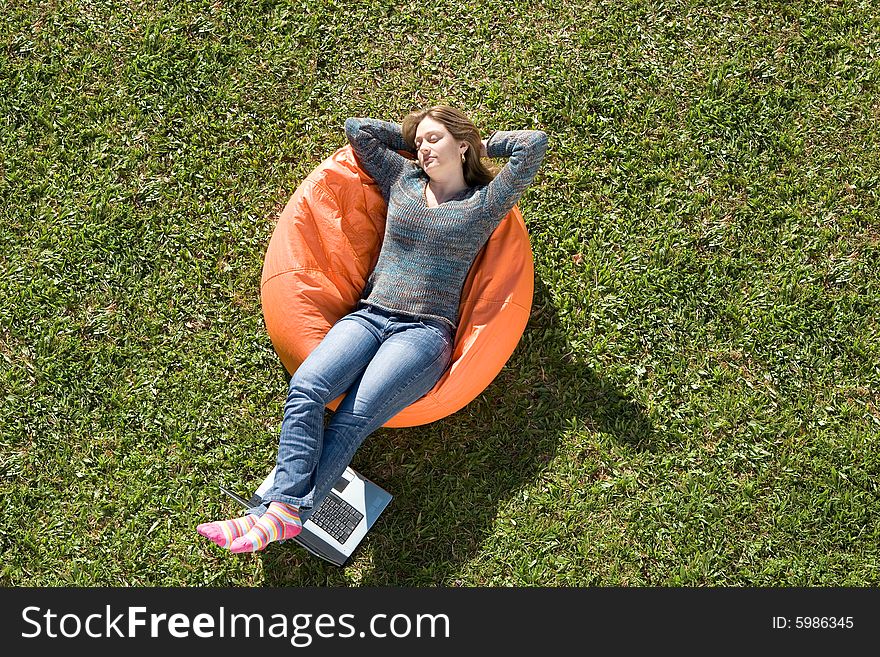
top-left (344, 117), bottom-right (548, 329)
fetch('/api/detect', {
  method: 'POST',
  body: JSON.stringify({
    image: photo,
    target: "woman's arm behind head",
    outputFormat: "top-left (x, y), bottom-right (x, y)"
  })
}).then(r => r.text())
top-left (482, 129), bottom-right (548, 222)
top-left (344, 118), bottom-right (412, 200)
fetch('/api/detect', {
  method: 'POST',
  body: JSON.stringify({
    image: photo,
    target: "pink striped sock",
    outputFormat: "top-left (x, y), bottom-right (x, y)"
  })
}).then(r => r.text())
top-left (230, 502), bottom-right (301, 553)
top-left (197, 515), bottom-right (258, 549)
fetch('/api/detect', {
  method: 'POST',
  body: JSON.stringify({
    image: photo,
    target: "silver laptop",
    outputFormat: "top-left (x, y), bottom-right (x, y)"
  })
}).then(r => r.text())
top-left (221, 466), bottom-right (392, 566)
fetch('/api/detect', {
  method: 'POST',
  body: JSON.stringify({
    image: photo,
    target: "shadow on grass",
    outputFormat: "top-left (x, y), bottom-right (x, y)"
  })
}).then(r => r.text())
top-left (259, 278), bottom-right (655, 585)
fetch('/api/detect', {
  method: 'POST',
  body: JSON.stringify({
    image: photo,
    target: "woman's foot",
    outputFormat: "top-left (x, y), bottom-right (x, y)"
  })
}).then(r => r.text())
top-left (230, 501), bottom-right (302, 553)
top-left (197, 515), bottom-right (258, 548)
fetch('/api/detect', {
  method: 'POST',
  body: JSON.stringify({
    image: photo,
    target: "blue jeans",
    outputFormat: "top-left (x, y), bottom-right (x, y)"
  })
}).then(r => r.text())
top-left (250, 304), bottom-right (454, 517)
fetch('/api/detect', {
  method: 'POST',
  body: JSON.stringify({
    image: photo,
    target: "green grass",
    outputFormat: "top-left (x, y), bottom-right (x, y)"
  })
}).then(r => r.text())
top-left (2, 0), bottom-right (878, 586)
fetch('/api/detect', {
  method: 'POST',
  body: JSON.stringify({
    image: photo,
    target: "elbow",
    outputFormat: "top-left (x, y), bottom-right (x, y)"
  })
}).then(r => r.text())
top-left (344, 117), bottom-right (362, 143)
top-left (533, 130), bottom-right (549, 157)
top-left (515, 130), bottom-right (548, 166)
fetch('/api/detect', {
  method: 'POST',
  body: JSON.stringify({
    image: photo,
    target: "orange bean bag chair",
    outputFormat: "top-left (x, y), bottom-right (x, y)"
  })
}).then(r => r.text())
top-left (260, 145), bottom-right (533, 428)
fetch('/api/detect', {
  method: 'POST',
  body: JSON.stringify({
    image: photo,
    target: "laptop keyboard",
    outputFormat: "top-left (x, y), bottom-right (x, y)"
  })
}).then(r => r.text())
top-left (308, 491), bottom-right (364, 543)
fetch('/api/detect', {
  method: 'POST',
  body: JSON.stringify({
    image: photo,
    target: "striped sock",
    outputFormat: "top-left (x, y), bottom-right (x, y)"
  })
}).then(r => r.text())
top-left (230, 501), bottom-right (301, 553)
top-left (197, 515), bottom-right (258, 549)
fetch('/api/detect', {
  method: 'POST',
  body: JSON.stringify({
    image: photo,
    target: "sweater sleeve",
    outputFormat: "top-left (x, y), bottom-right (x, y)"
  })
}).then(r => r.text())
top-left (482, 129), bottom-right (548, 221)
top-left (344, 118), bottom-right (412, 200)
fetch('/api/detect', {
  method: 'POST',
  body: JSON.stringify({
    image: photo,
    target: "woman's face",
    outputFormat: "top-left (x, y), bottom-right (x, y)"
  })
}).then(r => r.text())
top-left (414, 116), bottom-right (468, 178)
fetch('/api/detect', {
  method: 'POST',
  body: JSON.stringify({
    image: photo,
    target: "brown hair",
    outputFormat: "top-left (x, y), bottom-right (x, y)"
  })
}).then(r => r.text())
top-left (401, 105), bottom-right (496, 187)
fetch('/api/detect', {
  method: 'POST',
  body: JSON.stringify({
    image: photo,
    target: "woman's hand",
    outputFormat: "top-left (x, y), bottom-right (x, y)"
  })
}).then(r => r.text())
top-left (480, 138), bottom-right (488, 158)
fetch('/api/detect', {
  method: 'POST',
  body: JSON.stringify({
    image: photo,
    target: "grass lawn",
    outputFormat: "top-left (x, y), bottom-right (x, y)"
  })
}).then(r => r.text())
top-left (1, 0), bottom-right (878, 586)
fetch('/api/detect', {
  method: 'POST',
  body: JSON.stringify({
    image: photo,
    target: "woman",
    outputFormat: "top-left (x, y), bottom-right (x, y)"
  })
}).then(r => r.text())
top-left (198, 106), bottom-right (547, 553)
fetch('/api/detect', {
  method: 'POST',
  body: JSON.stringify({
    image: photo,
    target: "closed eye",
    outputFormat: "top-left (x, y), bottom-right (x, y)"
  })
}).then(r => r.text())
top-left (415, 134), bottom-right (440, 148)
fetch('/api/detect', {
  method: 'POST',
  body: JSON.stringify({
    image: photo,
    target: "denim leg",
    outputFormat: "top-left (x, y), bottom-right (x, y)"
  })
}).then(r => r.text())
top-left (256, 311), bottom-right (383, 511)
top-left (300, 318), bottom-right (453, 519)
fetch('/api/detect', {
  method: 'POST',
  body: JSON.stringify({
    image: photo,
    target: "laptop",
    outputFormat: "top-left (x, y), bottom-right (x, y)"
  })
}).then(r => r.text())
top-left (220, 466), bottom-right (393, 567)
